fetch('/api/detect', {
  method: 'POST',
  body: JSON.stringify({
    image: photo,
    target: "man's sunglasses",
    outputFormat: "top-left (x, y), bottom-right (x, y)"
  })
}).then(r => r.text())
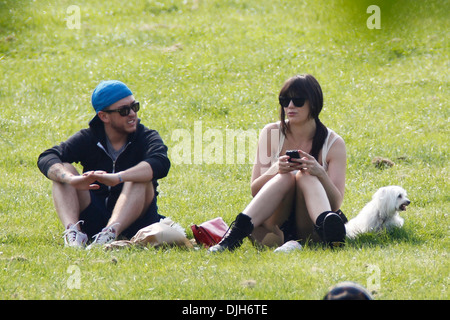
top-left (279, 96), bottom-right (306, 108)
top-left (102, 101), bottom-right (140, 116)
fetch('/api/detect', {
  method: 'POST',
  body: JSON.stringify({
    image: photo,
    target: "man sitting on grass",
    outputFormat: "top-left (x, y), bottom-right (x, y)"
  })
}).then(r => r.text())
top-left (37, 80), bottom-right (171, 249)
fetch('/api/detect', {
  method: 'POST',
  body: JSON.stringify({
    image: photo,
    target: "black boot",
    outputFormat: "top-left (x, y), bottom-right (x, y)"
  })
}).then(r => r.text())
top-left (208, 213), bottom-right (254, 253)
top-left (315, 211), bottom-right (346, 248)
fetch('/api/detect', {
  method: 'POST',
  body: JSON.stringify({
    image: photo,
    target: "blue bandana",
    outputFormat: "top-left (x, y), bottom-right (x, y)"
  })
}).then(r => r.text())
top-left (91, 80), bottom-right (133, 113)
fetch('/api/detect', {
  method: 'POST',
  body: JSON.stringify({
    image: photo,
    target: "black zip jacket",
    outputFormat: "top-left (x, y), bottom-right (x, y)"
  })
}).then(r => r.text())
top-left (37, 115), bottom-right (171, 211)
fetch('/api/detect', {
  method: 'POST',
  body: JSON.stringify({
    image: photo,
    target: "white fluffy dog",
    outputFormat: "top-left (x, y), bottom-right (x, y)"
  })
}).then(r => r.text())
top-left (345, 186), bottom-right (410, 239)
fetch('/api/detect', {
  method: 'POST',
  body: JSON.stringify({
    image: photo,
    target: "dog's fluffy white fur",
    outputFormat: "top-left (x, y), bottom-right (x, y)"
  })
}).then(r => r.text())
top-left (345, 186), bottom-right (410, 239)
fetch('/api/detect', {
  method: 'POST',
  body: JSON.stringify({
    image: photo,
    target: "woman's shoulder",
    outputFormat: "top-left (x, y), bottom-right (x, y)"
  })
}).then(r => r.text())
top-left (325, 128), bottom-right (346, 156)
top-left (258, 122), bottom-right (283, 141)
top-left (327, 127), bottom-right (344, 143)
top-left (261, 121), bottom-right (282, 132)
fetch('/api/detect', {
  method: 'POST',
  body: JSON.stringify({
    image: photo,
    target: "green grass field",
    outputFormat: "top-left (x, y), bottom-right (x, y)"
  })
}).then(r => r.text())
top-left (0, 0), bottom-right (448, 300)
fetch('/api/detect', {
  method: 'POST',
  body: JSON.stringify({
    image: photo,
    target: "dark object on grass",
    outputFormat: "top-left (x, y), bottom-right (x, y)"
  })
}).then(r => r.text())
top-left (372, 156), bottom-right (395, 169)
top-left (323, 281), bottom-right (374, 300)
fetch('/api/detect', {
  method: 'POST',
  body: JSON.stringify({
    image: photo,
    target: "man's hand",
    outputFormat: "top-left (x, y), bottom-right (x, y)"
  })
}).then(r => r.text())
top-left (67, 171), bottom-right (101, 190)
top-left (47, 163), bottom-right (100, 190)
top-left (86, 171), bottom-right (122, 187)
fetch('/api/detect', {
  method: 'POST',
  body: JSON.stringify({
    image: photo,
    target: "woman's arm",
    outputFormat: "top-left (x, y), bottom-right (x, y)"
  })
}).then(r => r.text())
top-left (321, 137), bottom-right (346, 210)
top-left (296, 136), bottom-right (346, 210)
top-left (250, 123), bottom-right (292, 196)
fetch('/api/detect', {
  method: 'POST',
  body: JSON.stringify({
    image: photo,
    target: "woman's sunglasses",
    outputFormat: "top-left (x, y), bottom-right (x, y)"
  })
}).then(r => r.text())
top-left (278, 96), bottom-right (306, 108)
top-left (102, 101), bottom-right (140, 116)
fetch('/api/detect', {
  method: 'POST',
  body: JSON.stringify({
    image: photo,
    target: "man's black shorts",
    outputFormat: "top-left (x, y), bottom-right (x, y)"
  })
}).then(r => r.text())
top-left (79, 191), bottom-right (164, 239)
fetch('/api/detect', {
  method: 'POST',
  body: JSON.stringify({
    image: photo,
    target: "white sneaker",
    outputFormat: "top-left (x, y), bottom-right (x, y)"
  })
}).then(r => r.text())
top-left (86, 223), bottom-right (119, 250)
top-left (63, 221), bottom-right (88, 249)
top-left (274, 240), bottom-right (303, 253)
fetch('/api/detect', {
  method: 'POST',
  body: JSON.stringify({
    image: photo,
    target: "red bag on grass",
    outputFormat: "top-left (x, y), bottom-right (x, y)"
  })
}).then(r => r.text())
top-left (191, 217), bottom-right (229, 248)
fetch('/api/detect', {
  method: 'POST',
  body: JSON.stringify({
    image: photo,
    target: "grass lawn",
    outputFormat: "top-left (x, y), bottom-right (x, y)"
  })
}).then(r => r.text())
top-left (0, 0), bottom-right (448, 300)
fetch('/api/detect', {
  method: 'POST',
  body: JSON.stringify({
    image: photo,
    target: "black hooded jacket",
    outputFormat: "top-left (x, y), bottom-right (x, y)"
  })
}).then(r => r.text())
top-left (37, 115), bottom-right (170, 211)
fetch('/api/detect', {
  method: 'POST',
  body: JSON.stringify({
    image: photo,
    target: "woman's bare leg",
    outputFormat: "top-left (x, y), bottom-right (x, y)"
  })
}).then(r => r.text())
top-left (295, 171), bottom-right (331, 221)
top-left (242, 173), bottom-right (296, 227)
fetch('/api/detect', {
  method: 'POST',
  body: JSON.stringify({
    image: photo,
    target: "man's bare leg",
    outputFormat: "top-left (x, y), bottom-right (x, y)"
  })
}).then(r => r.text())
top-left (106, 181), bottom-right (155, 235)
top-left (52, 163), bottom-right (91, 230)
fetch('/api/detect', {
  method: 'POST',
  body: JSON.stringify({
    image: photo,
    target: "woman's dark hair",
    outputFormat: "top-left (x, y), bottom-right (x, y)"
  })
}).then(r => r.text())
top-left (279, 74), bottom-right (328, 161)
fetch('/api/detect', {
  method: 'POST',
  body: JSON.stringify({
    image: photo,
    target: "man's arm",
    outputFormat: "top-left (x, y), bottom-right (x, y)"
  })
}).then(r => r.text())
top-left (141, 129), bottom-right (170, 180)
top-left (88, 161), bottom-right (153, 187)
top-left (88, 128), bottom-right (169, 187)
top-left (37, 129), bottom-right (90, 179)
top-left (46, 162), bottom-right (74, 183)
top-left (46, 163), bottom-right (100, 190)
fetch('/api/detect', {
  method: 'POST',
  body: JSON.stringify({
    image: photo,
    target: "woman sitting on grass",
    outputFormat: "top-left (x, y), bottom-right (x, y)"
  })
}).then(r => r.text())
top-left (210, 74), bottom-right (347, 252)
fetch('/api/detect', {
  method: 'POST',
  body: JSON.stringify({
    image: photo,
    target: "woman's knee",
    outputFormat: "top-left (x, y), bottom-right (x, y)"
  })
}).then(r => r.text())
top-left (295, 171), bottom-right (320, 189)
top-left (273, 172), bottom-right (296, 192)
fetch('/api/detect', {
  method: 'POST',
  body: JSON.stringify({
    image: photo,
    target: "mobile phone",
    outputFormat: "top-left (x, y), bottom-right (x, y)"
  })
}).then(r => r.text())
top-left (286, 150), bottom-right (300, 163)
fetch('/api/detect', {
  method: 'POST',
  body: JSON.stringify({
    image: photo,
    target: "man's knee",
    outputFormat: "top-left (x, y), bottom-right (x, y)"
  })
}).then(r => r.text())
top-left (122, 180), bottom-right (152, 193)
top-left (121, 181), bottom-right (155, 205)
